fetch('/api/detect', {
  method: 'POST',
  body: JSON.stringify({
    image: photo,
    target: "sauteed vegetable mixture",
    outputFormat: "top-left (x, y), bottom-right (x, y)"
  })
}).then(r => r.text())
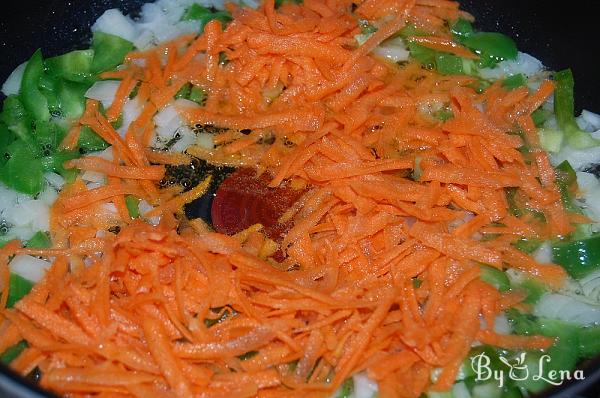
top-left (2, 0), bottom-right (600, 397)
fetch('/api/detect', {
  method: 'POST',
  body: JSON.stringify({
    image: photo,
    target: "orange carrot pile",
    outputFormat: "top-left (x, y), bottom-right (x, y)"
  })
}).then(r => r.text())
top-left (0, 0), bottom-right (582, 397)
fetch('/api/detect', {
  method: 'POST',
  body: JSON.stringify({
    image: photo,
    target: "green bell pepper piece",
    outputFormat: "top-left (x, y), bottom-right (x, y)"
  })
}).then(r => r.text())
top-left (20, 49), bottom-right (51, 122)
top-left (552, 234), bottom-right (600, 279)
top-left (45, 49), bottom-right (95, 83)
top-left (125, 195), bottom-right (140, 218)
top-left (512, 238), bottom-right (542, 254)
top-left (1, 341), bottom-right (28, 364)
top-left (578, 326), bottom-right (600, 358)
top-left (554, 69), bottom-right (600, 149)
top-left (0, 140), bottom-right (44, 195)
top-left (463, 32), bottom-right (517, 68)
top-left (554, 160), bottom-right (583, 214)
top-left (0, 95), bottom-right (37, 150)
top-left (57, 80), bottom-right (89, 119)
top-left (407, 42), bottom-right (436, 69)
top-left (78, 126), bottom-right (109, 152)
top-left (435, 53), bottom-right (463, 75)
top-left (189, 86), bottom-right (206, 105)
top-left (27, 231), bottom-right (51, 249)
top-left (502, 74), bottom-right (527, 90)
top-left (6, 273), bottom-right (34, 308)
top-left (531, 108), bottom-right (551, 127)
top-left (0, 122), bottom-right (15, 166)
top-left (480, 265), bottom-right (510, 292)
top-left (91, 32), bottom-right (134, 73)
top-left (181, 3), bottom-right (232, 29)
top-left (33, 120), bottom-right (66, 153)
top-left (451, 18), bottom-right (474, 42)
top-left (40, 149), bottom-right (79, 181)
top-left (38, 73), bottom-right (61, 116)
top-left (337, 378), bottom-right (354, 398)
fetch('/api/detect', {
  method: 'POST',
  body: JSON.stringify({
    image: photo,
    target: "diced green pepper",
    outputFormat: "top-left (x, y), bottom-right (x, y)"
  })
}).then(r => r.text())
top-left (554, 160), bottom-right (583, 214)
top-left (578, 326), bottom-right (600, 358)
top-left (407, 42), bottom-right (436, 69)
top-left (125, 195), bottom-right (140, 218)
top-left (463, 32), bottom-right (518, 68)
top-left (519, 278), bottom-right (547, 304)
top-left (40, 149), bottom-right (79, 181)
top-left (20, 50), bottom-right (50, 122)
top-left (181, 4), bottom-right (232, 30)
top-left (337, 378), bottom-right (354, 398)
top-left (91, 32), bottom-right (134, 73)
top-left (78, 126), bottom-right (109, 152)
top-left (435, 53), bottom-right (463, 75)
top-left (6, 273), bottom-right (34, 308)
top-left (189, 86), bottom-right (206, 106)
top-left (552, 234), bottom-right (600, 279)
top-left (0, 122), bottom-right (15, 166)
top-left (45, 49), bottom-right (95, 83)
top-left (554, 69), bottom-right (599, 149)
top-left (0, 140), bottom-right (44, 195)
top-left (451, 18), bottom-right (474, 42)
top-left (38, 73), bottom-right (61, 115)
top-left (512, 238), bottom-right (542, 254)
top-left (57, 80), bottom-right (89, 119)
top-left (0, 95), bottom-right (37, 150)
top-left (33, 120), bottom-right (66, 153)
top-left (27, 231), bottom-right (51, 249)
top-left (531, 108), bottom-right (551, 127)
top-left (1, 340), bottom-right (28, 364)
top-left (480, 265), bottom-right (510, 292)
top-left (502, 74), bottom-right (527, 90)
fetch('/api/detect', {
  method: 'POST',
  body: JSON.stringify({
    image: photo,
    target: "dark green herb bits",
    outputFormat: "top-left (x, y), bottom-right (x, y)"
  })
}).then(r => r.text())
top-left (463, 32), bottom-right (518, 68)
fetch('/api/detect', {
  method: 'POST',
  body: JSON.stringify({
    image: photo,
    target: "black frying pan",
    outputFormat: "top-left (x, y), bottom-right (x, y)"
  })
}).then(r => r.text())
top-left (1, 1), bottom-right (599, 397)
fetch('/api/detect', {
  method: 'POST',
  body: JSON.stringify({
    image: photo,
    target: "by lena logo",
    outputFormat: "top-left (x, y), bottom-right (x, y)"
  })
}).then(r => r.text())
top-left (470, 352), bottom-right (585, 388)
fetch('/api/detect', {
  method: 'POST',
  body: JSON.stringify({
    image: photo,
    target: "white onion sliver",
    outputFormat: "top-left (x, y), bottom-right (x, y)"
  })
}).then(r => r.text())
top-left (10, 255), bottom-right (52, 283)
top-left (91, 9), bottom-right (138, 42)
top-left (85, 80), bottom-right (121, 109)
top-left (1, 62), bottom-right (27, 96)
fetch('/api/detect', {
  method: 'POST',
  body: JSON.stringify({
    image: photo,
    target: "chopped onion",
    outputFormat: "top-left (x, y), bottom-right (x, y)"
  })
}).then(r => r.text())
top-left (119, 98), bottom-right (143, 136)
top-left (81, 171), bottom-right (106, 184)
top-left (533, 241), bottom-right (552, 264)
top-left (1, 62), bottom-right (26, 96)
top-left (581, 110), bottom-right (600, 131)
top-left (576, 172), bottom-right (600, 225)
top-left (353, 373), bottom-right (378, 398)
top-left (10, 255), bottom-right (52, 283)
top-left (196, 133), bottom-right (214, 150)
top-left (170, 127), bottom-right (197, 152)
top-left (534, 293), bottom-right (600, 326)
top-left (44, 172), bottom-right (65, 191)
top-left (373, 37), bottom-right (410, 63)
top-left (479, 51), bottom-right (544, 80)
top-left (85, 80), bottom-right (121, 109)
top-left (92, 9), bottom-right (138, 42)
